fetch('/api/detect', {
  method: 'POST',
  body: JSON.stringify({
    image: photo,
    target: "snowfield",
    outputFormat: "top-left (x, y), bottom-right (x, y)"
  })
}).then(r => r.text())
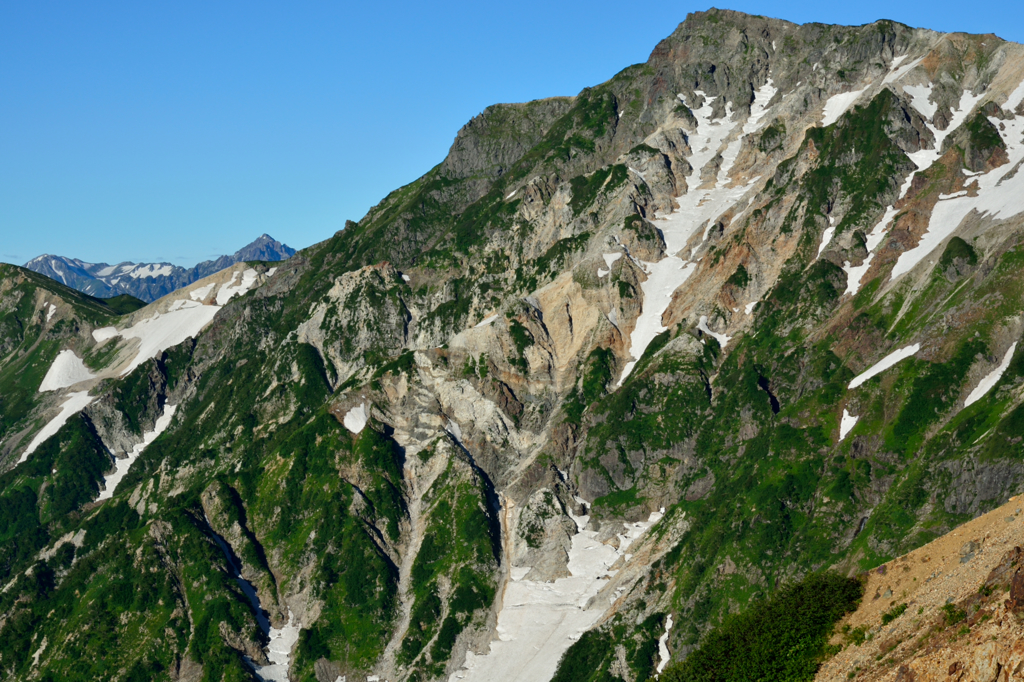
top-left (38, 350), bottom-right (95, 392)
top-left (449, 504), bottom-right (665, 682)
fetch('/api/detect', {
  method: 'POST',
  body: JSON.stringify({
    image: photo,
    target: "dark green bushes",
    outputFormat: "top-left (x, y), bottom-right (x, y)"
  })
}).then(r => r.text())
top-left (658, 572), bottom-right (863, 682)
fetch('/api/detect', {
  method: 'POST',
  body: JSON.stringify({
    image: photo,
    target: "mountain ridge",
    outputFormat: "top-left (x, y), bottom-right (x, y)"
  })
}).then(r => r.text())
top-left (2, 8), bottom-right (1024, 682)
top-left (24, 233), bottom-right (295, 302)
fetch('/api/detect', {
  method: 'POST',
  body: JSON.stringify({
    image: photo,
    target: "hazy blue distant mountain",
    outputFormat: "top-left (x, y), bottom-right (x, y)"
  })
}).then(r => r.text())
top-left (24, 233), bottom-right (295, 302)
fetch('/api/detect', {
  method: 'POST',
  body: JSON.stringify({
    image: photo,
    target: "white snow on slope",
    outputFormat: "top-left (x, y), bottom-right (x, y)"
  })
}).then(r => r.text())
top-left (343, 403), bottom-right (368, 434)
top-left (450, 506), bottom-right (664, 682)
top-left (92, 326), bottom-right (120, 343)
top-left (1006, 77), bottom-right (1024, 113)
top-left (267, 267), bottom-right (279, 277)
top-left (842, 258), bottom-right (874, 297)
top-left (216, 268), bottom-right (259, 305)
top-left (898, 89), bottom-right (985, 200)
top-left (698, 315), bottom-right (732, 348)
top-left (117, 301), bottom-right (222, 376)
top-left (821, 87), bottom-right (868, 127)
top-left (190, 282), bottom-right (216, 301)
top-left (892, 113), bottom-right (1024, 279)
top-left (964, 342), bottom-right (1017, 407)
top-left (903, 83), bottom-right (937, 119)
top-left (744, 301), bottom-right (758, 315)
top-left (883, 56), bottom-right (922, 84)
top-left (848, 344), bottom-right (921, 389)
top-left (254, 611), bottom-right (301, 682)
top-left (817, 216), bottom-right (836, 259)
top-left (46, 303), bottom-right (57, 322)
top-left (98, 403), bottom-right (177, 501)
top-left (657, 614), bottom-right (675, 674)
top-left (128, 264), bottom-right (174, 279)
top-left (842, 205), bottom-right (900, 296)
top-left (603, 252), bottom-right (623, 269)
top-left (38, 350), bottom-right (95, 392)
top-left (839, 409), bottom-right (859, 441)
top-left (619, 258), bottom-right (697, 382)
top-left (18, 392), bottom-right (95, 464)
top-left (619, 82), bottom-right (775, 384)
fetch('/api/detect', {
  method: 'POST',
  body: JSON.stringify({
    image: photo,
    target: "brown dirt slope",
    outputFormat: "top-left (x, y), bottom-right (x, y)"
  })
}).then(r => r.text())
top-left (817, 496), bottom-right (1024, 681)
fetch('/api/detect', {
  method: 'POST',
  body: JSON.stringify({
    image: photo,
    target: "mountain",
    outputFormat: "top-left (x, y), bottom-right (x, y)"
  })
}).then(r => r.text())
top-left (24, 233), bottom-right (295, 303)
top-left (3, 9), bottom-right (1024, 682)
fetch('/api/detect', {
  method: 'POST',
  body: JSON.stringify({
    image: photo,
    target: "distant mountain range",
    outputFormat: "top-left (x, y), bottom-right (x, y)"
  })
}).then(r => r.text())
top-left (24, 233), bottom-right (295, 302)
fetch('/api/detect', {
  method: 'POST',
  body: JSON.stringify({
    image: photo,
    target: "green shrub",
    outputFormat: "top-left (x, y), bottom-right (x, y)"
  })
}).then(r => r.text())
top-left (881, 603), bottom-right (907, 625)
top-left (658, 572), bottom-right (863, 682)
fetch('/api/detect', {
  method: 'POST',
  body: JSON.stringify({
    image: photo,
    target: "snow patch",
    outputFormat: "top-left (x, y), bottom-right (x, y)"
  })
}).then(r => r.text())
top-left (964, 342), bottom-right (1017, 407)
top-left (343, 403), bottom-right (368, 434)
top-left (506, 190), bottom-right (517, 199)
top-left (1005, 77), bottom-right (1024, 113)
top-left (267, 267), bottom-right (278, 277)
top-left (817, 222), bottom-right (836, 258)
top-left (821, 87), bottom-right (868, 127)
top-left (839, 409), bottom-right (859, 441)
top-left (98, 403), bottom-right (177, 501)
top-left (619, 85), bottom-right (767, 384)
top-left (842, 257), bottom-right (874, 297)
top-left (92, 326), bottom-right (120, 342)
top-left (216, 268), bottom-right (259, 305)
top-left (46, 303), bottom-right (57, 322)
top-left (117, 303), bottom-right (222, 376)
top-left (744, 301), bottom-right (758, 315)
top-left (883, 57), bottom-right (923, 84)
top-left (603, 252), bottom-right (623, 269)
top-left (401, 274), bottom-right (411, 283)
top-left (128, 264), bottom-right (174, 279)
top-left (450, 506), bottom-right (665, 682)
top-left (190, 282), bottom-right (216, 301)
top-left (38, 350), bottom-right (95, 392)
top-left (19, 392), bottom-right (95, 464)
top-left (903, 83), bottom-right (937, 119)
top-left (848, 344), bottom-right (921, 389)
top-left (255, 611), bottom-right (301, 682)
top-left (697, 315), bottom-right (731, 348)
top-left (657, 614), bottom-right (674, 673)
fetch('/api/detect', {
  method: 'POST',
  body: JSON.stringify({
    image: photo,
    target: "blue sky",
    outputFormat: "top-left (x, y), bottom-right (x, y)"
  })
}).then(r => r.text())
top-left (1, 1), bottom-right (1021, 267)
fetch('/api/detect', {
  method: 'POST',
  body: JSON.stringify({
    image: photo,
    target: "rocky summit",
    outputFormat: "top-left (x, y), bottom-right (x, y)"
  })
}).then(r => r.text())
top-left (4, 8), bottom-right (1024, 682)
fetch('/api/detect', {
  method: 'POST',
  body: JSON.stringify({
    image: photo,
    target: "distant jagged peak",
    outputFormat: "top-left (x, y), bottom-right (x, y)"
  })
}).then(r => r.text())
top-left (23, 233), bottom-right (296, 302)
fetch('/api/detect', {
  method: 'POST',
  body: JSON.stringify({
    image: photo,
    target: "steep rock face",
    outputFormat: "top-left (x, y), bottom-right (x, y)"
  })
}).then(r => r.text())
top-left (5, 9), bottom-right (1024, 682)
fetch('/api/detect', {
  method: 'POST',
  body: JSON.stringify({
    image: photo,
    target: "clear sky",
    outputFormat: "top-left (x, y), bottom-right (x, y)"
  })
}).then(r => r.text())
top-left (1, 1), bottom-right (1021, 267)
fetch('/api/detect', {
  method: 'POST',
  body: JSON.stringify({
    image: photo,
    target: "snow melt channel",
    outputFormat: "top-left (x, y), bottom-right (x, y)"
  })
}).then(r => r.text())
top-left (450, 505), bottom-right (665, 682)
top-left (207, 526), bottom-right (300, 682)
top-left (618, 82), bottom-right (775, 384)
top-left (98, 403), bottom-right (177, 500)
